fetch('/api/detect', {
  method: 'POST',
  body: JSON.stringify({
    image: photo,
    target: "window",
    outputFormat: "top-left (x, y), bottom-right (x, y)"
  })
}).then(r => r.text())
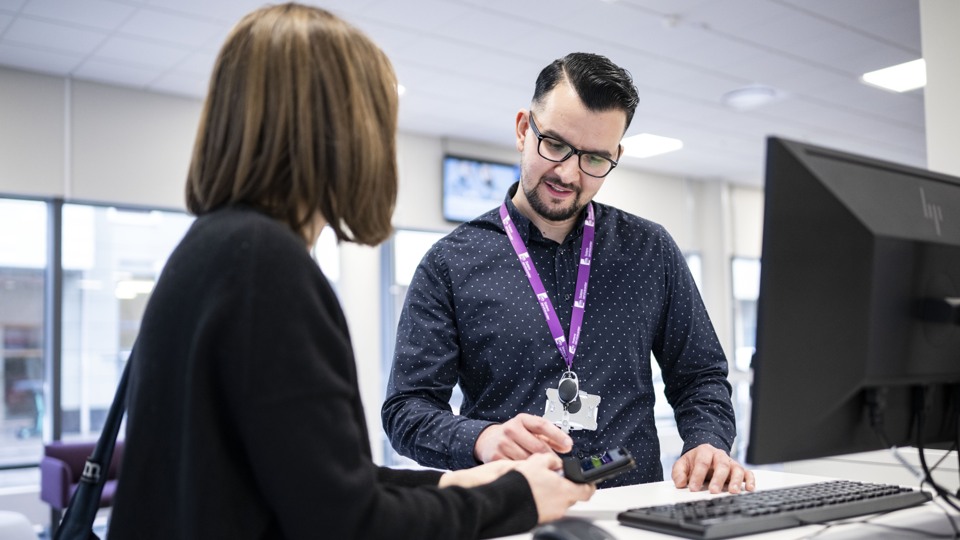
top-left (0, 198), bottom-right (47, 468)
top-left (0, 197), bottom-right (342, 495)
top-left (311, 225), bottom-right (340, 290)
top-left (731, 257), bottom-right (760, 373)
top-left (59, 204), bottom-right (194, 438)
top-left (730, 256), bottom-right (760, 459)
top-left (381, 229), bottom-right (448, 466)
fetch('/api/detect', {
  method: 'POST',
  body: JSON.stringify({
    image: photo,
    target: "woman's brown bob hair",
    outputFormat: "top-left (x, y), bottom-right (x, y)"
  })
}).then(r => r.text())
top-left (186, 3), bottom-right (398, 246)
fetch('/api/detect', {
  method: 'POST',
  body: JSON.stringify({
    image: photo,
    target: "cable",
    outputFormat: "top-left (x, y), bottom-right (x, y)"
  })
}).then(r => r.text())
top-left (914, 386), bottom-right (960, 514)
top-left (866, 388), bottom-right (926, 482)
top-left (791, 507), bottom-right (959, 540)
top-left (930, 442), bottom-right (958, 472)
top-left (869, 385), bottom-right (960, 525)
top-left (953, 385), bottom-right (960, 497)
top-left (932, 495), bottom-right (960, 539)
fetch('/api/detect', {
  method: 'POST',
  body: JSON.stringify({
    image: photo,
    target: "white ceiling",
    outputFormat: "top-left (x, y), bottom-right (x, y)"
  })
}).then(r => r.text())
top-left (0, 0), bottom-right (925, 187)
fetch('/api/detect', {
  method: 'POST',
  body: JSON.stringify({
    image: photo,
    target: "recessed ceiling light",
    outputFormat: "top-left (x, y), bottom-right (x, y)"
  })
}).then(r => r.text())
top-left (622, 133), bottom-right (683, 159)
top-left (861, 59), bottom-right (926, 93)
top-left (397, 83), bottom-right (406, 96)
top-left (721, 84), bottom-right (782, 111)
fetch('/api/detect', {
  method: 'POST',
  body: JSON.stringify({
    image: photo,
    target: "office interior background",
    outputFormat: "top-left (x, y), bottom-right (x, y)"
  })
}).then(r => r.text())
top-left (1, 0), bottom-right (958, 530)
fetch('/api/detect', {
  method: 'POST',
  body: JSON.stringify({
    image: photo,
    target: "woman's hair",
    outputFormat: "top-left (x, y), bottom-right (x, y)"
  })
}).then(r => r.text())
top-left (533, 52), bottom-right (639, 132)
top-left (186, 3), bottom-right (398, 245)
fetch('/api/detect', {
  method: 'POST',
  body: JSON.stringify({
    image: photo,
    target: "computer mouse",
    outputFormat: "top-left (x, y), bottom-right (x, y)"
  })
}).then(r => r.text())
top-left (531, 517), bottom-right (617, 540)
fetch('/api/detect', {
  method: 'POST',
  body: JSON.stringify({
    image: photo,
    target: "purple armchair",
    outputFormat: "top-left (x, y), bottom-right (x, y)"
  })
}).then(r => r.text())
top-left (40, 440), bottom-right (124, 534)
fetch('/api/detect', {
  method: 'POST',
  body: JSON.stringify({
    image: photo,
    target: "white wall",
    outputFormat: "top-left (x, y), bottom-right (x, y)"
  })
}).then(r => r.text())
top-left (0, 69), bottom-right (65, 196)
top-left (70, 81), bottom-right (200, 205)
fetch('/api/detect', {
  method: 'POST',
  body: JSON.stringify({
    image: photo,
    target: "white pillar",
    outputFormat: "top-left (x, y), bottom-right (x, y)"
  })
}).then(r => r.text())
top-left (920, 0), bottom-right (960, 176)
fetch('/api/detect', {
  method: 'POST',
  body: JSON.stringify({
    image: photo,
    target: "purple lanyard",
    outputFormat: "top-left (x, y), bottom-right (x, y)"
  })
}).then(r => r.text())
top-left (499, 202), bottom-right (595, 370)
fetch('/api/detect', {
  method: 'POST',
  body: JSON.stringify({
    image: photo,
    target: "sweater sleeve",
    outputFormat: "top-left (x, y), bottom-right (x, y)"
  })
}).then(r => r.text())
top-left (221, 221), bottom-right (537, 539)
top-left (379, 469), bottom-right (538, 539)
top-left (376, 466), bottom-right (444, 487)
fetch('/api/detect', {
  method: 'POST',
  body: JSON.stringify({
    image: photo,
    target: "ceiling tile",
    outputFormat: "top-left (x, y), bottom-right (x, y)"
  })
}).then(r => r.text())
top-left (142, 0), bottom-right (258, 23)
top-left (354, 0), bottom-right (472, 32)
top-left (671, 37), bottom-right (765, 82)
top-left (0, 40), bottom-right (82, 74)
top-left (430, 8), bottom-right (536, 52)
top-left (779, 0), bottom-right (921, 53)
top-left (175, 51), bottom-right (215, 76)
top-left (148, 69), bottom-right (207, 98)
top-left (390, 35), bottom-right (482, 74)
top-left (0, 0), bottom-right (26, 11)
top-left (618, 0), bottom-right (716, 14)
top-left (21, 0), bottom-right (135, 31)
top-left (347, 19), bottom-right (420, 57)
top-left (736, 20), bottom-right (836, 58)
top-left (118, 8), bottom-right (228, 48)
top-left (73, 57), bottom-right (161, 87)
top-left (0, 0), bottom-right (926, 186)
top-left (93, 35), bottom-right (190, 70)
top-left (3, 17), bottom-right (106, 54)
top-left (692, 0), bottom-right (791, 34)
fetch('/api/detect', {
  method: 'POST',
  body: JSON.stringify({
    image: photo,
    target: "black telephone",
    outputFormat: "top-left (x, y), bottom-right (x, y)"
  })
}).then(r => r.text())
top-left (562, 446), bottom-right (636, 484)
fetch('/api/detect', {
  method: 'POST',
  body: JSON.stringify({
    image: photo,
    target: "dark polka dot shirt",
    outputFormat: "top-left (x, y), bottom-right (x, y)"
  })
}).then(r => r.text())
top-left (382, 184), bottom-right (736, 487)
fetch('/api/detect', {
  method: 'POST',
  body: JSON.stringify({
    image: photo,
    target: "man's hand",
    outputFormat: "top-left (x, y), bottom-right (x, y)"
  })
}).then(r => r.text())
top-left (474, 413), bottom-right (573, 463)
top-left (671, 443), bottom-right (756, 494)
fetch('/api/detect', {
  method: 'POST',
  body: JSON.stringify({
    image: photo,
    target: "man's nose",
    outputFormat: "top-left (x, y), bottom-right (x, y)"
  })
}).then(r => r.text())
top-left (555, 154), bottom-right (581, 182)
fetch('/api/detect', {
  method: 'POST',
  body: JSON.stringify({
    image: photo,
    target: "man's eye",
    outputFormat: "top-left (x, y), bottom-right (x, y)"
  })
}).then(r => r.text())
top-left (544, 138), bottom-right (569, 153)
top-left (584, 154), bottom-right (607, 167)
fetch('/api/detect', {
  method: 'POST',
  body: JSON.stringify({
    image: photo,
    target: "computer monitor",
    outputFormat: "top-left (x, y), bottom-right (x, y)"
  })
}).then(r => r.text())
top-left (442, 155), bottom-right (520, 223)
top-left (746, 136), bottom-right (960, 465)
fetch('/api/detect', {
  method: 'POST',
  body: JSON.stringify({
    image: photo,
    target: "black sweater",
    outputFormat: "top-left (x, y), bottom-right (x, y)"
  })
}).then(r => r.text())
top-left (108, 206), bottom-right (537, 539)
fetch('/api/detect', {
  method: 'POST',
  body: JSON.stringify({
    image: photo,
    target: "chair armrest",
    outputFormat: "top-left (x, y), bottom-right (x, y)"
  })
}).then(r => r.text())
top-left (39, 456), bottom-right (73, 509)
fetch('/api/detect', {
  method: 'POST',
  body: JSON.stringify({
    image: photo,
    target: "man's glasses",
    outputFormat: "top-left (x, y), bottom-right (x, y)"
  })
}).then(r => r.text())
top-left (528, 113), bottom-right (619, 178)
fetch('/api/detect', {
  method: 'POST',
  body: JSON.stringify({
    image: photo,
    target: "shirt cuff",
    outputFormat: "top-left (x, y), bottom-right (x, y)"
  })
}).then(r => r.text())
top-left (451, 418), bottom-right (496, 469)
top-left (681, 432), bottom-right (732, 455)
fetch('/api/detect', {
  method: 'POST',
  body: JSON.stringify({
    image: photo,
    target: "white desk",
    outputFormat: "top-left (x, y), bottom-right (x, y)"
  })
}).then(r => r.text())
top-left (495, 469), bottom-right (958, 539)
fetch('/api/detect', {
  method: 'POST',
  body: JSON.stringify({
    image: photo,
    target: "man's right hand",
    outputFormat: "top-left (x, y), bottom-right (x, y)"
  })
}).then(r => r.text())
top-left (474, 413), bottom-right (573, 463)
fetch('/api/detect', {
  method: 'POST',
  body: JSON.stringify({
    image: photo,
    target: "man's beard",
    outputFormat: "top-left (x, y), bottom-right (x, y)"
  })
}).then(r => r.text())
top-left (523, 176), bottom-right (584, 222)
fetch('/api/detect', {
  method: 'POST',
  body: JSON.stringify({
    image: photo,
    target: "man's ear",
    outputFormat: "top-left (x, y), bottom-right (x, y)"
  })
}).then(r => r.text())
top-left (515, 109), bottom-right (528, 153)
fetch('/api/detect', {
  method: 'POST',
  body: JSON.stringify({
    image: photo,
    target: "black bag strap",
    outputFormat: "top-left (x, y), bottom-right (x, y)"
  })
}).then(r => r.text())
top-left (54, 352), bottom-right (131, 540)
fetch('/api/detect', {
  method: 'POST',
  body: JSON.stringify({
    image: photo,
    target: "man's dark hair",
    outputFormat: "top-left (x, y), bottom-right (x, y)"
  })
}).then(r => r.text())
top-left (532, 52), bottom-right (639, 132)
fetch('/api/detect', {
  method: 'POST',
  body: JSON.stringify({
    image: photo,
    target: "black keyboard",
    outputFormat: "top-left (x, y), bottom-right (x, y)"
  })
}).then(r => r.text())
top-left (617, 479), bottom-right (932, 539)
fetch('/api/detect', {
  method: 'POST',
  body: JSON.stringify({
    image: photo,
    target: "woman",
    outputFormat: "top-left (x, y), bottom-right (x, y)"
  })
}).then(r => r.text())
top-left (108, 3), bottom-right (592, 539)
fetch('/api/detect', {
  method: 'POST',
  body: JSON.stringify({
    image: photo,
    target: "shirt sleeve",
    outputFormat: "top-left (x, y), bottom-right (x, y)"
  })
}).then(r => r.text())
top-left (652, 231), bottom-right (737, 456)
top-left (224, 225), bottom-right (535, 539)
top-left (381, 244), bottom-right (495, 470)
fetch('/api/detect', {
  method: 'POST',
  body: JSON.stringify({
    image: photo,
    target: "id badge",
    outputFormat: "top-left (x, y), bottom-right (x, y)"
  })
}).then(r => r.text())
top-left (543, 388), bottom-right (600, 431)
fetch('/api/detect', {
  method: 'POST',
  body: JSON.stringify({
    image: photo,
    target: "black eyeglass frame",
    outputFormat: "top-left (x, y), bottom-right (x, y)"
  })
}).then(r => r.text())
top-left (527, 112), bottom-right (620, 178)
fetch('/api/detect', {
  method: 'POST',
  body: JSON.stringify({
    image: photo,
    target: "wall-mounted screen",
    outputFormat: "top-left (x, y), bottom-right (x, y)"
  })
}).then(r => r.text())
top-left (442, 155), bottom-right (520, 223)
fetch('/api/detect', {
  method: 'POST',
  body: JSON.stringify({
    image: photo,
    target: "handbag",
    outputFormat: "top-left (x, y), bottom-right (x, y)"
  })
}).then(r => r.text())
top-left (54, 358), bottom-right (130, 540)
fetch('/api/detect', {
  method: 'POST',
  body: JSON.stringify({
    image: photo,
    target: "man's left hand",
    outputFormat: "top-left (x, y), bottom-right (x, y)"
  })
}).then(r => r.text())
top-left (671, 443), bottom-right (756, 494)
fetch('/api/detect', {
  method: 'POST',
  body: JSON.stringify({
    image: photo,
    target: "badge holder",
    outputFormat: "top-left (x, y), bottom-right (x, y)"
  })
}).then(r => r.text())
top-left (543, 372), bottom-right (600, 432)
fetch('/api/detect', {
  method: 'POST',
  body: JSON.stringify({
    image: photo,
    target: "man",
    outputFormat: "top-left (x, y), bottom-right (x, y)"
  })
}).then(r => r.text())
top-left (382, 52), bottom-right (754, 492)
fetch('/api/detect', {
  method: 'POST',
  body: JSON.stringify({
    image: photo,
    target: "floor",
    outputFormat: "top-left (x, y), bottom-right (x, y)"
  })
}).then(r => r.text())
top-left (37, 517), bottom-right (108, 539)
